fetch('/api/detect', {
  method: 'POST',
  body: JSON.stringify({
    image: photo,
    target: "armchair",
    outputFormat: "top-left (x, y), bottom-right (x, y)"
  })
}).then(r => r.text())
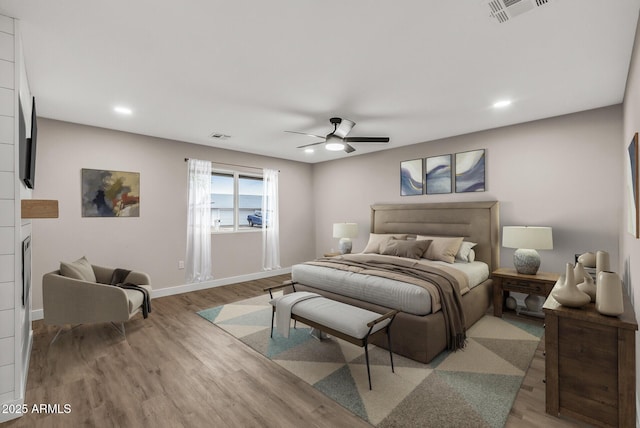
top-left (43, 258), bottom-right (151, 341)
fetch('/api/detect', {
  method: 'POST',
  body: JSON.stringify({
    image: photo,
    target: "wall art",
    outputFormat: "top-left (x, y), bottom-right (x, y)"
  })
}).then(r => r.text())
top-left (82, 168), bottom-right (140, 217)
top-left (426, 154), bottom-right (452, 194)
top-left (400, 159), bottom-right (424, 196)
top-left (627, 133), bottom-right (639, 238)
top-left (455, 149), bottom-right (485, 193)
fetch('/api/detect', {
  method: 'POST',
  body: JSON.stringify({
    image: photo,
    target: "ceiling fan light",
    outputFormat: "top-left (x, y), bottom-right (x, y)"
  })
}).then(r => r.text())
top-left (325, 142), bottom-right (345, 151)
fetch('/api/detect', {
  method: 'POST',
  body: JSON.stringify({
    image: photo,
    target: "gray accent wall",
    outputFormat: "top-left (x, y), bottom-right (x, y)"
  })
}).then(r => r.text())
top-left (312, 105), bottom-right (622, 275)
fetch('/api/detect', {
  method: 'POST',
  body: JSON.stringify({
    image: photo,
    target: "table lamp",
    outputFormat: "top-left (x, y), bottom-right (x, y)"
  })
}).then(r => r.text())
top-left (502, 226), bottom-right (553, 275)
top-left (333, 223), bottom-right (358, 254)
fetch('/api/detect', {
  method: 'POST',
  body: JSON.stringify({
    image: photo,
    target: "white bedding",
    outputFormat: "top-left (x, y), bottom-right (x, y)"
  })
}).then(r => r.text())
top-left (291, 258), bottom-right (489, 316)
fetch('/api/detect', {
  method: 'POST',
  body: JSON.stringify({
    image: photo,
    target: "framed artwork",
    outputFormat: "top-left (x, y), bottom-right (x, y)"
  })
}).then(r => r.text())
top-left (455, 149), bottom-right (485, 193)
top-left (627, 133), bottom-right (639, 238)
top-left (82, 168), bottom-right (140, 217)
top-left (400, 159), bottom-right (424, 196)
top-left (426, 154), bottom-right (452, 194)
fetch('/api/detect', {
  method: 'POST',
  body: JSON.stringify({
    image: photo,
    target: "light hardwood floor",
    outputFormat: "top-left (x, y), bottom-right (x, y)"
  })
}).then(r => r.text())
top-left (5, 275), bottom-right (589, 427)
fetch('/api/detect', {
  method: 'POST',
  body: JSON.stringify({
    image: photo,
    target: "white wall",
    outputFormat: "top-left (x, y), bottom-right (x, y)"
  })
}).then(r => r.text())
top-left (31, 119), bottom-right (316, 310)
top-left (312, 105), bottom-right (622, 275)
top-left (621, 9), bottom-right (640, 424)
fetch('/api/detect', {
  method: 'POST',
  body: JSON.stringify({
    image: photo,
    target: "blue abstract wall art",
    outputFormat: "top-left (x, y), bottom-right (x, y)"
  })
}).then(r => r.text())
top-left (426, 154), bottom-right (452, 194)
top-left (455, 149), bottom-right (485, 193)
top-left (400, 158), bottom-right (424, 196)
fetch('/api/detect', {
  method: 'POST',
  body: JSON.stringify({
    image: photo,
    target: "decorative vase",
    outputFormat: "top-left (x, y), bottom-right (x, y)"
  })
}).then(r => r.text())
top-left (577, 272), bottom-right (597, 303)
top-left (595, 271), bottom-right (624, 316)
top-left (524, 294), bottom-right (543, 312)
top-left (596, 250), bottom-right (610, 282)
top-left (573, 262), bottom-right (587, 283)
top-left (551, 263), bottom-right (590, 308)
top-left (577, 252), bottom-right (596, 268)
top-left (505, 296), bottom-right (517, 310)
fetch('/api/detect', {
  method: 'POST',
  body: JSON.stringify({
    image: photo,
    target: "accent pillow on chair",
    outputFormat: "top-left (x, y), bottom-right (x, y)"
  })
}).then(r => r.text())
top-left (59, 256), bottom-right (97, 282)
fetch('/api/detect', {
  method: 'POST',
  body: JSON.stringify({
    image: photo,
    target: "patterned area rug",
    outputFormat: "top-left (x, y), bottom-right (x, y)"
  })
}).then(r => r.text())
top-left (197, 293), bottom-right (543, 428)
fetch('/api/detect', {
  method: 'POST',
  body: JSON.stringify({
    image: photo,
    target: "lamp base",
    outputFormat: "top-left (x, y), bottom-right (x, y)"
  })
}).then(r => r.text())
top-left (338, 238), bottom-right (353, 254)
top-left (513, 248), bottom-right (540, 275)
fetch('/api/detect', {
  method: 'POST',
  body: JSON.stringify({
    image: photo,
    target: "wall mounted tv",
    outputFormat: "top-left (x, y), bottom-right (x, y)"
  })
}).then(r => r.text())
top-left (18, 96), bottom-right (37, 189)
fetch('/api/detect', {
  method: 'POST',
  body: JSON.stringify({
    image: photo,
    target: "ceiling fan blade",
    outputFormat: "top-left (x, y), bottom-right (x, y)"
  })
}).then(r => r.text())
top-left (344, 136), bottom-right (390, 143)
top-left (333, 118), bottom-right (355, 138)
top-left (296, 141), bottom-right (326, 149)
top-left (343, 144), bottom-right (356, 153)
top-left (285, 130), bottom-right (326, 139)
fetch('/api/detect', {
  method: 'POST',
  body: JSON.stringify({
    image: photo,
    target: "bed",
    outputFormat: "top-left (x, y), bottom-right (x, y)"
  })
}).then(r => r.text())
top-left (290, 201), bottom-right (500, 363)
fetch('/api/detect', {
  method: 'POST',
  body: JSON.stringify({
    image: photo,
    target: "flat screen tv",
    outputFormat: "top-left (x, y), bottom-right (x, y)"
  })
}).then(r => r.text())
top-left (19, 97), bottom-right (37, 189)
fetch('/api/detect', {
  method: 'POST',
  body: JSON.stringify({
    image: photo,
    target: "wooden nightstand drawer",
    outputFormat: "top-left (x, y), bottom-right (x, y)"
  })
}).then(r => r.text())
top-left (503, 279), bottom-right (545, 294)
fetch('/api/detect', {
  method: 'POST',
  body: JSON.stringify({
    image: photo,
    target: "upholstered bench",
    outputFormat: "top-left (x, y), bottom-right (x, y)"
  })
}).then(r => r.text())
top-left (265, 281), bottom-right (398, 389)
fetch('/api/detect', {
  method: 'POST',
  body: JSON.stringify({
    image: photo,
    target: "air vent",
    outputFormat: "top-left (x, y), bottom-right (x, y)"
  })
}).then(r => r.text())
top-left (209, 132), bottom-right (231, 140)
top-left (485, 0), bottom-right (553, 23)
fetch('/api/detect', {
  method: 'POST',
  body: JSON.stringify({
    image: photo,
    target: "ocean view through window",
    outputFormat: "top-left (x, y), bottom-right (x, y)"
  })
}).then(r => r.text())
top-left (211, 170), bottom-right (263, 231)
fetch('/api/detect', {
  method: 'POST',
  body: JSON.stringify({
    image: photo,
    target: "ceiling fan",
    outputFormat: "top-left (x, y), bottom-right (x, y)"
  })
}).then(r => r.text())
top-left (286, 117), bottom-right (390, 153)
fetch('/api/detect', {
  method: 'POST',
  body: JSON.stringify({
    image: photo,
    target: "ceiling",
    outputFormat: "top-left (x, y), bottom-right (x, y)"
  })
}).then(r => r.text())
top-left (1, 0), bottom-right (639, 163)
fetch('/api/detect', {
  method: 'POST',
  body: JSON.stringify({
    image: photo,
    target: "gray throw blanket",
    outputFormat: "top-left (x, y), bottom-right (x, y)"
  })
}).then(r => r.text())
top-left (306, 255), bottom-right (467, 351)
top-left (109, 268), bottom-right (151, 319)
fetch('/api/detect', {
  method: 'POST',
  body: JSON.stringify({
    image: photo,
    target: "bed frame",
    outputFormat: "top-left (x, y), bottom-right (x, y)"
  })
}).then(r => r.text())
top-left (293, 201), bottom-right (500, 363)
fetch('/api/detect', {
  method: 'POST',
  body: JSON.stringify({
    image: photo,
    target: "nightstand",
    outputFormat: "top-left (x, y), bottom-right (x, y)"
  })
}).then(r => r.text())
top-left (492, 267), bottom-right (559, 317)
top-left (543, 287), bottom-right (637, 427)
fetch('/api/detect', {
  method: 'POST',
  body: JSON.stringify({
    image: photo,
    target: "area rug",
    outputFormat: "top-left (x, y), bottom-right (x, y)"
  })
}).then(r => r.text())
top-left (197, 293), bottom-right (543, 428)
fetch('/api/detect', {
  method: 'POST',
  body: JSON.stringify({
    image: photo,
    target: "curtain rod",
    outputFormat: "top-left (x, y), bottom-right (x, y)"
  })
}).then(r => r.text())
top-left (184, 158), bottom-right (279, 172)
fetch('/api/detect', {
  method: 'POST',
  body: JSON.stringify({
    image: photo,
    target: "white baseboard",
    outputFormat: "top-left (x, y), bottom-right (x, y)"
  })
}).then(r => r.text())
top-left (150, 267), bottom-right (292, 299)
top-left (31, 268), bottom-right (292, 321)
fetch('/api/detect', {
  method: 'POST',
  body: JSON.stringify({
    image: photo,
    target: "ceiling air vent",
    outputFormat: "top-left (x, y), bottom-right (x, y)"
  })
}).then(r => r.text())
top-left (485, 0), bottom-right (552, 23)
top-left (209, 132), bottom-right (231, 140)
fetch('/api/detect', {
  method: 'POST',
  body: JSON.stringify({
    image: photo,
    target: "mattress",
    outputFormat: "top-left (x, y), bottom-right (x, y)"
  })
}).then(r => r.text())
top-left (291, 259), bottom-right (489, 316)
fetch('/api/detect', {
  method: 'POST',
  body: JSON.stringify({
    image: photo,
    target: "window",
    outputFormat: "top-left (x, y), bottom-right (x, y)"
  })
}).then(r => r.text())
top-left (211, 170), bottom-right (263, 232)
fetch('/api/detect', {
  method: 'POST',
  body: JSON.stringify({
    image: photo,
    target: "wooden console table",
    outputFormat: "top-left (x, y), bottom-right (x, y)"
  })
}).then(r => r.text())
top-left (543, 287), bottom-right (637, 427)
top-left (492, 268), bottom-right (559, 317)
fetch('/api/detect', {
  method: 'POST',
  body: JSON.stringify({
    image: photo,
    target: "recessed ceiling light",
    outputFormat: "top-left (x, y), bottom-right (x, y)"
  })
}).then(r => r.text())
top-left (305, 148), bottom-right (314, 153)
top-left (113, 106), bottom-right (133, 115)
top-left (493, 100), bottom-right (512, 109)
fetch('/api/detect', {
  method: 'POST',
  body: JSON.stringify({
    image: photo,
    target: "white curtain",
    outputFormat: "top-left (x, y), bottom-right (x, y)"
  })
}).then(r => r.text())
top-left (186, 159), bottom-right (213, 283)
top-left (262, 168), bottom-right (281, 270)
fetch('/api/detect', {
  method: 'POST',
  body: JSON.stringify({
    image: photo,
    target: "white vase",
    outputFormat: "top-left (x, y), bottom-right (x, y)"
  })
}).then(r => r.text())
top-left (577, 273), bottom-right (597, 303)
top-left (577, 252), bottom-right (596, 268)
top-left (551, 263), bottom-right (590, 308)
top-left (595, 271), bottom-right (624, 316)
top-left (596, 250), bottom-right (610, 282)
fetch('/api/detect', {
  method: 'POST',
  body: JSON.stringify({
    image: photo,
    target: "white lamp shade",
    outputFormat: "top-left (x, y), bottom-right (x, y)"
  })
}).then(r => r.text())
top-left (333, 223), bottom-right (358, 239)
top-left (502, 226), bottom-right (553, 250)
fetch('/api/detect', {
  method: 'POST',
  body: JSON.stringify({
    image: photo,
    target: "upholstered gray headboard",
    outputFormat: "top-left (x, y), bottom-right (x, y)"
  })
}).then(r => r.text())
top-left (370, 201), bottom-right (500, 272)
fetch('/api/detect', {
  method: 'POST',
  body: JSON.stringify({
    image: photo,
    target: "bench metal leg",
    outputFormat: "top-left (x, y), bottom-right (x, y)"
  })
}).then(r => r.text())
top-left (387, 327), bottom-right (395, 373)
top-left (270, 308), bottom-right (275, 338)
top-left (364, 341), bottom-right (372, 390)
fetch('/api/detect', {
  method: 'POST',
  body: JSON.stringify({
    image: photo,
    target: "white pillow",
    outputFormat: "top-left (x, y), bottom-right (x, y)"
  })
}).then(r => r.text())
top-left (468, 249), bottom-right (476, 262)
top-left (416, 235), bottom-right (464, 264)
top-left (363, 233), bottom-right (408, 254)
top-left (456, 241), bottom-right (477, 263)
